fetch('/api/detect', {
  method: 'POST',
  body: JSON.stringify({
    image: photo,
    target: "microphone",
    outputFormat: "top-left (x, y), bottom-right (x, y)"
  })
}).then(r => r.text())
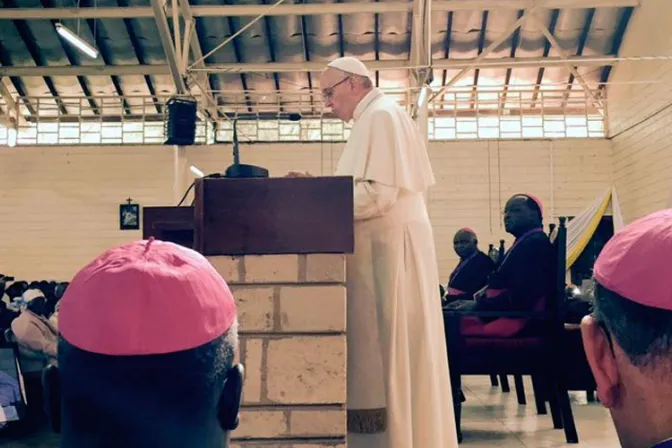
top-left (224, 119), bottom-right (269, 178)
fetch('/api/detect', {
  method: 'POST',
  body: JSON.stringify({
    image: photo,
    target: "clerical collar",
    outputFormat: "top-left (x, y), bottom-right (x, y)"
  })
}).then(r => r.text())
top-left (352, 88), bottom-right (383, 121)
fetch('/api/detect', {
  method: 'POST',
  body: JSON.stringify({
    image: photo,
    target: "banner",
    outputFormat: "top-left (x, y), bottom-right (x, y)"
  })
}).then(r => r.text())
top-left (552, 186), bottom-right (624, 270)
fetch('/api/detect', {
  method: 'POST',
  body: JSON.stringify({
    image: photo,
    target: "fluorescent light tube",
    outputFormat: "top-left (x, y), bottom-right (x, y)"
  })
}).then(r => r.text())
top-left (190, 165), bottom-right (205, 178)
top-left (55, 23), bottom-right (99, 59)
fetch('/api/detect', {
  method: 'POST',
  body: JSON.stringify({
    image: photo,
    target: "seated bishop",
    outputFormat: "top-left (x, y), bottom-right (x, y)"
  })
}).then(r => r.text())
top-left (44, 238), bottom-right (244, 448)
top-left (444, 228), bottom-right (495, 304)
top-left (447, 194), bottom-right (554, 338)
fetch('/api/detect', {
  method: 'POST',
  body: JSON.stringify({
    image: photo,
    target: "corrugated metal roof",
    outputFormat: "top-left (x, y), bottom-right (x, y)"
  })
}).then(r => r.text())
top-left (0, 0), bottom-right (634, 118)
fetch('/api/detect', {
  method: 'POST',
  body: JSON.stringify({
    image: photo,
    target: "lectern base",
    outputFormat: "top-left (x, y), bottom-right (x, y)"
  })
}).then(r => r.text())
top-left (208, 253), bottom-right (347, 446)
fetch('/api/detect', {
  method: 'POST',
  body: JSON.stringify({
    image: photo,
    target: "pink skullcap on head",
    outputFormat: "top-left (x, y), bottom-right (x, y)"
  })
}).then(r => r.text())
top-left (59, 238), bottom-right (236, 356)
top-left (594, 209), bottom-right (672, 310)
top-left (510, 193), bottom-right (543, 216)
top-left (457, 227), bottom-right (477, 236)
top-left (523, 193), bottom-right (543, 215)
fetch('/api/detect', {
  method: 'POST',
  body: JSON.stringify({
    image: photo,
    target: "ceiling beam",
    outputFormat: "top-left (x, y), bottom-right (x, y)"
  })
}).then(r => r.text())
top-left (409, 0), bottom-right (432, 83)
top-left (0, 79), bottom-right (17, 110)
top-left (409, 0), bottom-right (432, 121)
top-left (150, 0), bottom-right (187, 94)
top-left (531, 13), bottom-right (606, 114)
top-left (0, 0), bottom-right (639, 20)
top-left (0, 55), bottom-right (637, 77)
top-left (0, 77), bottom-right (23, 126)
top-left (531, 8), bottom-right (560, 107)
top-left (179, 0), bottom-right (219, 119)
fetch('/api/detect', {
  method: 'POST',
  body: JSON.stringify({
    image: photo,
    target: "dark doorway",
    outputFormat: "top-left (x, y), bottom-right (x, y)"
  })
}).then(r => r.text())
top-left (568, 216), bottom-right (615, 286)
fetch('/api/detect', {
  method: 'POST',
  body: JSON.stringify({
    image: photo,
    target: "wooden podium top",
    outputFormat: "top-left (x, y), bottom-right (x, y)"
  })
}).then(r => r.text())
top-left (194, 176), bottom-right (354, 256)
top-left (142, 206), bottom-right (195, 249)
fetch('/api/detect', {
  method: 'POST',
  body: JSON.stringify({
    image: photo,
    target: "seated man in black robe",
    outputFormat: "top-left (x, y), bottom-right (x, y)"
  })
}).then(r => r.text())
top-left (444, 228), bottom-right (495, 304)
top-left (445, 194), bottom-right (555, 442)
top-left (44, 238), bottom-right (244, 448)
top-left (447, 194), bottom-right (554, 337)
top-left (474, 194), bottom-right (553, 310)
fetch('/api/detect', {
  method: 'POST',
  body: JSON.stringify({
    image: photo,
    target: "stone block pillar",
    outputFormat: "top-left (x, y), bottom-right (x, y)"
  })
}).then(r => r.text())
top-left (208, 253), bottom-right (347, 448)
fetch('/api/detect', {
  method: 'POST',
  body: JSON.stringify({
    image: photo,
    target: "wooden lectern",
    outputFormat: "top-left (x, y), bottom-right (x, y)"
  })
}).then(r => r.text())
top-left (194, 176), bottom-right (353, 447)
top-left (194, 176), bottom-right (354, 255)
top-left (142, 206), bottom-right (195, 248)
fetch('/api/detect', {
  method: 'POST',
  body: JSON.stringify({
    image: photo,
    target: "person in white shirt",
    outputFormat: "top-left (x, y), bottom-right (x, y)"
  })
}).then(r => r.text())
top-left (309, 57), bottom-right (458, 448)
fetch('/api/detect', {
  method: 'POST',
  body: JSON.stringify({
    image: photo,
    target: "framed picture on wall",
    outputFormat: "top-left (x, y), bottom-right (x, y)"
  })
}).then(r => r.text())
top-left (120, 200), bottom-right (140, 230)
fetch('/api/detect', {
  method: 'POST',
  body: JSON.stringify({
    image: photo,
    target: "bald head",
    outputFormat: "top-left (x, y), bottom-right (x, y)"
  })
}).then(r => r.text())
top-left (453, 228), bottom-right (478, 259)
top-left (320, 58), bottom-right (374, 121)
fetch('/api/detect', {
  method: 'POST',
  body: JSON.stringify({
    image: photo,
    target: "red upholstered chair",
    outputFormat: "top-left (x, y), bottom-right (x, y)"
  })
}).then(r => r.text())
top-left (444, 217), bottom-right (578, 444)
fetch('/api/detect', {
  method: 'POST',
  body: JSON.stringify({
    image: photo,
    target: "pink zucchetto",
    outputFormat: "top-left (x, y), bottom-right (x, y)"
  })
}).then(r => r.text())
top-left (522, 193), bottom-right (544, 215)
top-left (59, 238), bottom-right (236, 356)
top-left (594, 209), bottom-right (672, 310)
top-left (457, 228), bottom-right (477, 236)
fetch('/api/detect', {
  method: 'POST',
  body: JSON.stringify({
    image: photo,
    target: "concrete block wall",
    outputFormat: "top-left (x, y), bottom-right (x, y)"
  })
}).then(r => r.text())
top-left (606, 0), bottom-right (672, 222)
top-left (427, 139), bottom-right (612, 277)
top-left (0, 139), bottom-right (613, 283)
top-left (207, 253), bottom-right (347, 448)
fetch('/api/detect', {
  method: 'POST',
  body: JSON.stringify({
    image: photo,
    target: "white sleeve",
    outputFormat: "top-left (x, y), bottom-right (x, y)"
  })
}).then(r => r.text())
top-left (353, 180), bottom-right (400, 220)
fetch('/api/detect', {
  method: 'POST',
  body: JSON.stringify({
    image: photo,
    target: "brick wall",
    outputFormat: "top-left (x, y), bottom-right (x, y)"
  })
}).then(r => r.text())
top-left (0, 139), bottom-right (612, 282)
top-left (207, 253), bottom-right (347, 448)
top-left (606, 0), bottom-right (672, 222)
top-left (426, 139), bottom-right (612, 278)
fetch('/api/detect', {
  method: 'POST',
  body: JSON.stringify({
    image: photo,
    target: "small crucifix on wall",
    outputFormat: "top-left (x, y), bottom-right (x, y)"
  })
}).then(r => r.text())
top-left (119, 197), bottom-right (140, 230)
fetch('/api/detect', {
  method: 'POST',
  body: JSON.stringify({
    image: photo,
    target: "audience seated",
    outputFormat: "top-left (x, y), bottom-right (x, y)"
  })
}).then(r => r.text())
top-left (11, 295), bottom-right (59, 367)
top-left (581, 209), bottom-right (672, 448)
top-left (447, 194), bottom-right (554, 337)
top-left (44, 238), bottom-right (243, 448)
top-left (444, 228), bottom-right (495, 304)
top-left (0, 279), bottom-right (68, 335)
top-left (0, 276), bottom-right (68, 432)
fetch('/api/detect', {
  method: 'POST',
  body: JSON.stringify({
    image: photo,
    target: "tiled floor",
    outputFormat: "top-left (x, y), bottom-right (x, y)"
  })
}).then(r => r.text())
top-left (1, 376), bottom-right (619, 447)
top-left (460, 376), bottom-right (619, 447)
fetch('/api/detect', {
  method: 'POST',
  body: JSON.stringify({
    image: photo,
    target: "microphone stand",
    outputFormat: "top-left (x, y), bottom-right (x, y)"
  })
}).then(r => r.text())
top-left (224, 119), bottom-right (269, 178)
top-left (177, 119), bottom-right (273, 205)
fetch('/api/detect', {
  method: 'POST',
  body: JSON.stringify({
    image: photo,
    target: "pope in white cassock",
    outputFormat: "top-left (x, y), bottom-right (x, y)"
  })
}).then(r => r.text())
top-left (319, 57), bottom-right (458, 447)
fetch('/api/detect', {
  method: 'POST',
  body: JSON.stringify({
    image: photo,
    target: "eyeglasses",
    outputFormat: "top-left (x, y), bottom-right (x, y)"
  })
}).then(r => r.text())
top-left (321, 76), bottom-right (351, 101)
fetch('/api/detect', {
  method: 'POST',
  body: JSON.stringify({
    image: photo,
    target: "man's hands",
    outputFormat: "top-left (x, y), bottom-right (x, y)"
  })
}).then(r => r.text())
top-left (285, 171), bottom-right (313, 178)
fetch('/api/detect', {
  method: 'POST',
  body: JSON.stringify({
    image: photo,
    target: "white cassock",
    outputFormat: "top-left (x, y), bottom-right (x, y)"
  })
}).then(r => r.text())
top-left (336, 88), bottom-right (458, 448)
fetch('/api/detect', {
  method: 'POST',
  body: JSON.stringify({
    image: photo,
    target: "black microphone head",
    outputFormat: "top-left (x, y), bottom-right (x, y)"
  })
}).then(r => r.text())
top-left (224, 164), bottom-right (269, 179)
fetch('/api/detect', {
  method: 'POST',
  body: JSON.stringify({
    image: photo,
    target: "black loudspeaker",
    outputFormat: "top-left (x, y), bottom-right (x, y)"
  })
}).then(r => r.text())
top-left (165, 97), bottom-right (197, 145)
